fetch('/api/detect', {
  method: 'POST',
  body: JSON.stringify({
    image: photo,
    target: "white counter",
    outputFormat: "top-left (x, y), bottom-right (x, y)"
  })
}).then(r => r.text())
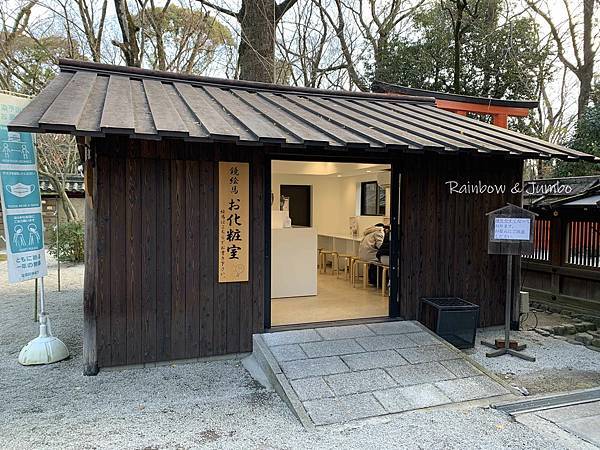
top-left (318, 233), bottom-right (360, 256)
top-left (318, 233), bottom-right (361, 241)
top-left (271, 227), bottom-right (317, 298)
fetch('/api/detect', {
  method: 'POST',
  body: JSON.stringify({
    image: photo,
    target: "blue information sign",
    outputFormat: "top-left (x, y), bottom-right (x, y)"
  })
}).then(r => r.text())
top-left (0, 130), bottom-right (35, 165)
top-left (0, 169), bottom-right (41, 209)
top-left (6, 213), bottom-right (44, 253)
top-left (0, 92), bottom-right (47, 283)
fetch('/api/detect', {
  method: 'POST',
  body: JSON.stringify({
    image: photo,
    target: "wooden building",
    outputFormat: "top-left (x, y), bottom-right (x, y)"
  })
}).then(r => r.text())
top-left (9, 60), bottom-right (596, 375)
top-left (522, 176), bottom-right (600, 314)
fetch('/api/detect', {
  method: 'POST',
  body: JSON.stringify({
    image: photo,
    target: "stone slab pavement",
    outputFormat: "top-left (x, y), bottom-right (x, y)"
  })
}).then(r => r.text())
top-left (515, 401), bottom-right (600, 449)
top-left (256, 321), bottom-right (515, 426)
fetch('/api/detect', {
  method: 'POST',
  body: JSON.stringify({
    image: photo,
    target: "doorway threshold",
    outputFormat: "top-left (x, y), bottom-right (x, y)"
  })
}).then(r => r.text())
top-left (267, 316), bottom-right (402, 333)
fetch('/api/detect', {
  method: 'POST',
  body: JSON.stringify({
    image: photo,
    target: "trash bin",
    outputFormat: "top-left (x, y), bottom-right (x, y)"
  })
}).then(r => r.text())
top-left (419, 297), bottom-right (480, 349)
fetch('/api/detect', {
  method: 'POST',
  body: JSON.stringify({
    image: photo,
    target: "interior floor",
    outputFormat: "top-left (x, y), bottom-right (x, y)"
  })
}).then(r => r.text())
top-left (271, 270), bottom-right (388, 326)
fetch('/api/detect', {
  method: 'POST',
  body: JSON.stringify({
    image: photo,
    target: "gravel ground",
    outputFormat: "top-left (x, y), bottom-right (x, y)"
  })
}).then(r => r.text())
top-left (466, 327), bottom-right (600, 395)
top-left (0, 257), bottom-right (587, 449)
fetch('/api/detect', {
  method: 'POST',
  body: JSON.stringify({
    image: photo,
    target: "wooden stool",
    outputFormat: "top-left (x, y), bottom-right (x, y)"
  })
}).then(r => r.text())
top-left (352, 259), bottom-right (372, 288)
top-left (349, 256), bottom-right (359, 283)
top-left (371, 262), bottom-right (390, 296)
top-left (319, 250), bottom-right (338, 274)
top-left (380, 265), bottom-right (389, 296)
top-left (336, 253), bottom-right (354, 279)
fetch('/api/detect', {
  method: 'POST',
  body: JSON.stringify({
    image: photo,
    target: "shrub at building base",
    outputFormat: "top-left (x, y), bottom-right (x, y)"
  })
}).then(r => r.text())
top-left (47, 220), bottom-right (84, 263)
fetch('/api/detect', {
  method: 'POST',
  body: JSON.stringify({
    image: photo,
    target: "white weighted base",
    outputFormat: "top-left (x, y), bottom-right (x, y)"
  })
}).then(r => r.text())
top-left (18, 315), bottom-right (69, 365)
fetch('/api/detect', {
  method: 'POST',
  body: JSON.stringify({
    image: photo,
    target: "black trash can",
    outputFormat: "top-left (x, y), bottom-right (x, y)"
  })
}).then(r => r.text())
top-left (419, 297), bottom-right (480, 349)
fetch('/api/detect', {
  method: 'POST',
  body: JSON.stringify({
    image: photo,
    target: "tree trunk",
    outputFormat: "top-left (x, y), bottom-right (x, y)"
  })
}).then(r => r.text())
top-left (453, 29), bottom-right (461, 94)
top-left (578, 69), bottom-right (594, 119)
top-left (114, 0), bottom-right (141, 67)
top-left (372, 34), bottom-right (388, 83)
top-left (452, 1), bottom-right (466, 94)
top-left (578, 0), bottom-right (595, 119)
top-left (56, 184), bottom-right (79, 222)
top-left (196, 0), bottom-right (297, 82)
top-left (238, 0), bottom-right (276, 82)
top-left (42, 171), bottom-right (80, 222)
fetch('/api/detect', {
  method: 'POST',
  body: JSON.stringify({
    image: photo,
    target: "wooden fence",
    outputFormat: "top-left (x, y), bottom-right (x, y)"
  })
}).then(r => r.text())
top-left (522, 210), bottom-right (600, 314)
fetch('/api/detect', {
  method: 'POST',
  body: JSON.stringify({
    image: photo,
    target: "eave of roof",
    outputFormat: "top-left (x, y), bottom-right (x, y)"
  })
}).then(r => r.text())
top-left (39, 174), bottom-right (85, 195)
top-left (372, 81), bottom-right (539, 110)
top-left (523, 175), bottom-right (600, 208)
top-left (8, 59), bottom-right (597, 162)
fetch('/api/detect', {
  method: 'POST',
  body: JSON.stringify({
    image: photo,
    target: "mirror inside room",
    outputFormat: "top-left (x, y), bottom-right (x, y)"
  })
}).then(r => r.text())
top-left (270, 160), bottom-right (393, 326)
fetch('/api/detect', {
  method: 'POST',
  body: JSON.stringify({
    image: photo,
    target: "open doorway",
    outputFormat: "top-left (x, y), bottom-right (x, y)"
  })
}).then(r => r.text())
top-left (270, 160), bottom-right (393, 326)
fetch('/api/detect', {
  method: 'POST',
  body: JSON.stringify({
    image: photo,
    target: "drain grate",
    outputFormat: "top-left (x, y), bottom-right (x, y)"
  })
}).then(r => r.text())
top-left (493, 388), bottom-right (600, 415)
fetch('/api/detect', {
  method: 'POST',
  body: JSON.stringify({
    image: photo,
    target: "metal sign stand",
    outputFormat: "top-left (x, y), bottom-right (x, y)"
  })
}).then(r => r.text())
top-left (484, 203), bottom-right (537, 362)
top-left (481, 256), bottom-right (535, 361)
top-left (55, 205), bottom-right (60, 291)
top-left (34, 278), bottom-right (38, 322)
top-left (0, 91), bottom-right (67, 365)
top-left (19, 276), bottom-right (70, 365)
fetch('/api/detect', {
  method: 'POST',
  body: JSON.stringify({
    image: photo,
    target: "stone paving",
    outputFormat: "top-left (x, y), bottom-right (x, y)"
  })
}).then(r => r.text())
top-left (516, 400), bottom-right (600, 448)
top-left (258, 321), bottom-right (513, 426)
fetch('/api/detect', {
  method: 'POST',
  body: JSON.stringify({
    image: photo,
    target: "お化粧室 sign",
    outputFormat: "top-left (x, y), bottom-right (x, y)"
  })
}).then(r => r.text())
top-left (218, 162), bottom-right (249, 283)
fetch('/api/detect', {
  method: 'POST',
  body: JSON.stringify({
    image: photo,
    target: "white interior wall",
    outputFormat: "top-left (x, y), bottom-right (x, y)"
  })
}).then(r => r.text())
top-left (272, 172), bottom-right (389, 236)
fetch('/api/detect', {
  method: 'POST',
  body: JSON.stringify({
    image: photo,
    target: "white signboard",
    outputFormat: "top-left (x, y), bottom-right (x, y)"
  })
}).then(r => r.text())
top-left (494, 217), bottom-right (531, 241)
top-left (0, 93), bottom-right (47, 283)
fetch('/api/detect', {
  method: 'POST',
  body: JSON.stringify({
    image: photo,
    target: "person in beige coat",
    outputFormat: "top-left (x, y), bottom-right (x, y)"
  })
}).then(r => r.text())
top-left (358, 223), bottom-right (386, 285)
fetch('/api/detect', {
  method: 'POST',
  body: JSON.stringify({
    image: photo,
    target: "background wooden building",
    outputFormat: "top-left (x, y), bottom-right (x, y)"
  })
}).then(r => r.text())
top-left (9, 60), bottom-right (596, 374)
top-left (522, 176), bottom-right (600, 315)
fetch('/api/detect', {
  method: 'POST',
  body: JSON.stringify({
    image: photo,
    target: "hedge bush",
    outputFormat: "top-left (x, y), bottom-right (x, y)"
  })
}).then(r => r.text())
top-left (47, 220), bottom-right (84, 263)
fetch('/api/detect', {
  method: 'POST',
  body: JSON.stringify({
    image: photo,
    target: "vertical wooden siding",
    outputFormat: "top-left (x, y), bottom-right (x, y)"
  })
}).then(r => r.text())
top-left (89, 137), bottom-right (265, 368)
top-left (86, 136), bottom-right (523, 369)
top-left (522, 210), bottom-right (600, 314)
top-left (399, 153), bottom-right (523, 326)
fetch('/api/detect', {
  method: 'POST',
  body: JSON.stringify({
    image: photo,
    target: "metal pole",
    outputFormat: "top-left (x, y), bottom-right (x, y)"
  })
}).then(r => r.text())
top-left (482, 254), bottom-right (535, 361)
top-left (34, 278), bottom-right (38, 322)
top-left (505, 255), bottom-right (512, 348)
top-left (56, 202), bottom-right (61, 292)
top-left (40, 276), bottom-right (46, 315)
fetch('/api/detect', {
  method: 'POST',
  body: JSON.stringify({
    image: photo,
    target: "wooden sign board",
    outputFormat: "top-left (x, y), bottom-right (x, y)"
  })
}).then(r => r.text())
top-left (487, 203), bottom-right (537, 255)
top-left (218, 162), bottom-right (249, 283)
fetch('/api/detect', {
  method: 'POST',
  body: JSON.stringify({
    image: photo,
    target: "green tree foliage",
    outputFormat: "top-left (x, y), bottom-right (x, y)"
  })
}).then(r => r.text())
top-left (46, 221), bottom-right (85, 263)
top-left (0, 34), bottom-right (76, 95)
top-left (369, 0), bottom-right (549, 101)
top-left (134, 4), bottom-right (233, 73)
top-left (554, 85), bottom-right (600, 177)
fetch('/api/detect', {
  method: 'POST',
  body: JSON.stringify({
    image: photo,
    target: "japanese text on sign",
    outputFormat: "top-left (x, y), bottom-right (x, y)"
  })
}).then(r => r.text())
top-left (494, 217), bottom-right (531, 241)
top-left (218, 162), bottom-right (249, 282)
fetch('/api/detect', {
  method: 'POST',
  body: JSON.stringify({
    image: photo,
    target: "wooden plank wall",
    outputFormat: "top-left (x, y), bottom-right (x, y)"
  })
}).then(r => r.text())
top-left (85, 136), bottom-right (525, 369)
top-left (399, 153), bottom-right (523, 326)
top-left (522, 210), bottom-right (600, 314)
top-left (88, 136), bottom-right (265, 369)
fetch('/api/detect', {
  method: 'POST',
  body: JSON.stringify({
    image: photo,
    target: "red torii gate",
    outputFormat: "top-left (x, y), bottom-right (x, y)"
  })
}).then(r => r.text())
top-left (372, 81), bottom-right (539, 129)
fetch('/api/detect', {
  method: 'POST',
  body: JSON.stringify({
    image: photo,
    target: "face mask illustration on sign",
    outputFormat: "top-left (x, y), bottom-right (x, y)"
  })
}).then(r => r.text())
top-left (6, 182), bottom-right (35, 197)
top-left (0, 169), bottom-right (41, 210)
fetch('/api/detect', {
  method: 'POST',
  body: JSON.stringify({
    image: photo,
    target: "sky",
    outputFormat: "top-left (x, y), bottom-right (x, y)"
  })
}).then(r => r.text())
top-left (2, 0), bottom-right (597, 125)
